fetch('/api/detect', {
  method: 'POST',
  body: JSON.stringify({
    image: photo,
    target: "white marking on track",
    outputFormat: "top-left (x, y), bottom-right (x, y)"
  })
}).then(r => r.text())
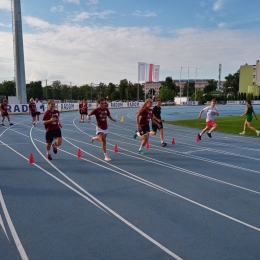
top-left (0, 213), bottom-right (10, 241)
top-left (0, 190), bottom-right (28, 260)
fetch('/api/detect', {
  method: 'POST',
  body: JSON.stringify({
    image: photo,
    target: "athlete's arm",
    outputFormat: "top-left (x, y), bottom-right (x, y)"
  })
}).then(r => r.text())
top-left (252, 108), bottom-right (258, 120)
top-left (240, 106), bottom-right (248, 116)
top-left (197, 109), bottom-right (204, 119)
top-left (108, 115), bottom-right (116, 122)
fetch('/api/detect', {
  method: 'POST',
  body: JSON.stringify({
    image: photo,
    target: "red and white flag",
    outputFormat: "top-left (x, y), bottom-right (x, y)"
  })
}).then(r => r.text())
top-left (138, 62), bottom-right (160, 82)
top-left (138, 62), bottom-right (146, 82)
top-left (153, 65), bottom-right (160, 82)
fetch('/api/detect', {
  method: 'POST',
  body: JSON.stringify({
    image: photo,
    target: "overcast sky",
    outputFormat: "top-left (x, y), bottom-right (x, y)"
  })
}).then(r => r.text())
top-left (0, 0), bottom-right (260, 86)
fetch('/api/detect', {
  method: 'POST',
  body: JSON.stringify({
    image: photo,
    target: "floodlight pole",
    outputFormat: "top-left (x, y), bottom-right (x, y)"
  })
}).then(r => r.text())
top-left (195, 68), bottom-right (202, 101)
top-left (11, 0), bottom-right (27, 103)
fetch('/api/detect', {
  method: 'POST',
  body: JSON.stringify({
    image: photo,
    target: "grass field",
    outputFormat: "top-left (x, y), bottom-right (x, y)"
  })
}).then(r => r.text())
top-left (166, 115), bottom-right (260, 137)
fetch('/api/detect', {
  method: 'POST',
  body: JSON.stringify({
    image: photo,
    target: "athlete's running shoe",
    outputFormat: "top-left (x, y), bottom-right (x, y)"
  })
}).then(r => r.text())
top-left (207, 132), bottom-right (212, 138)
top-left (197, 134), bottom-right (201, 140)
top-left (161, 142), bottom-right (167, 147)
top-left (104, 156), bottom-right (111, 161)
top-left (47, 153), bottom-right (52, 160)
top-left (2, 124), bottom-right (5, 126)
top-left (9, 123), bottom-right (13, 126)
top-left (256, 131), bottom-right (260, 136)
top-left (52, 144), bottom-right (57, 154)
top-left (133, 130), bottom-right (138, 139)
top-left (90, 136), bottom-right (94, 143)
top-left (138, 150), bottom-right (145, 155)
top-left (239, 131), bottom-right (245, 135)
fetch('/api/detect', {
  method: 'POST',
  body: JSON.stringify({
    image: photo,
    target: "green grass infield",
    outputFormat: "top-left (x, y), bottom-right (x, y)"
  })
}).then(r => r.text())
top-left (166, 115), bottom-right (260, 137)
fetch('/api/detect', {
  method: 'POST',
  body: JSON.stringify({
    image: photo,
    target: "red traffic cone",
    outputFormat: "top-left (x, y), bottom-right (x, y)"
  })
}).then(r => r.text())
top-left (196, 135), bottom-right (200, 142)
top-left (77, 148), bottom-right (82, 158)
top-left (145, 141), bottom-right (150, 148)
top-left (171, 138), bottom-right (175, 145)
top-left (28, 153), bottom-right (35, 164)
top-left (114, 144), bottom-right (118, 153)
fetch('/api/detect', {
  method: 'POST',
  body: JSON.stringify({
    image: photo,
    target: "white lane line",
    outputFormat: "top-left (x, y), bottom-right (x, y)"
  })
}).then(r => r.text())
top-left (66, 135), bottom-right (260, 196)
top-left (0, 190), bottom-right (28, 260)
top-left (0, 139), bottom-right (108, 214)
top-left (9, 122), bottom-right (260, 196)
top-left (0, 213), bottom-right (10, 241)
top-left (29, 131), bottom-right (182, 259)
top-left (50, 138), bottom-right (260, 234)
top-left (70, 117), bottom-right (260, 194)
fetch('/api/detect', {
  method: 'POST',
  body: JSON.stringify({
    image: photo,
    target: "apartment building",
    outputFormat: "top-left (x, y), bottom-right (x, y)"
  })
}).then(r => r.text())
top-left (239, 60), bottom-right (260, 96)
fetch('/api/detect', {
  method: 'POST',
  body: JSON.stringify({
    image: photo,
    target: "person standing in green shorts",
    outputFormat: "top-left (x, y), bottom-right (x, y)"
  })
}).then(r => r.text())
top-left (240, 100), bottom-right (260, 136)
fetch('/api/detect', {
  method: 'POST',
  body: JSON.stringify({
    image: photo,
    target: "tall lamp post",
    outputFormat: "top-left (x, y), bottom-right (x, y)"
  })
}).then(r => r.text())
top-left (195, 68), bottom-right (202, 101)
top-left (180, 66), bottom-right (187, 103)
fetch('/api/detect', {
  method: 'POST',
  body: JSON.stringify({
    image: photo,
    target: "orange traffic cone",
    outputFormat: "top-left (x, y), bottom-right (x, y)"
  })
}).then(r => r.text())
top-left (77, 148), bottom-right (82, 158)
top-left (114, 144), bottom-right (118, 153)
top-left (145, 141), bottom-right (150, 148)
top-left (28, 153), bottom-right (35, 164)
top-left (171, 138), bottom-right (175, 145)
top-left (196, 135), bottom-right (200, 142)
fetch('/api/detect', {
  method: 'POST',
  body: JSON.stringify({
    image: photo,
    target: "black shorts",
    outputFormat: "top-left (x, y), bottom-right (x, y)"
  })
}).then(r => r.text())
top-left (36, 112), bottom-right (41, 115)
top-left (46, 129), bottom-right (62, 143)
top-left (152, 122), bottom-right (163, 132)
top-left (139, 125), bottom-right (150, 136)
top-left (81, 111), bottom-right (88, 115)
top-left (31, 113), bottom-right (36, 117)
top-left (2, 112), bottom-right (8, 117)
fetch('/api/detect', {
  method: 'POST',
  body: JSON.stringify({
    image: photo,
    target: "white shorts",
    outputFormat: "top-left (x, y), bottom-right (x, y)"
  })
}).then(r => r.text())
top-left (96, 126), bottom-right (108, 135)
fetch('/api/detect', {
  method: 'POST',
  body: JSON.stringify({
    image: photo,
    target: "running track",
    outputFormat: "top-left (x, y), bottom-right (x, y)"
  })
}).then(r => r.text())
top-left (1, 105), bottom-right (260, 260)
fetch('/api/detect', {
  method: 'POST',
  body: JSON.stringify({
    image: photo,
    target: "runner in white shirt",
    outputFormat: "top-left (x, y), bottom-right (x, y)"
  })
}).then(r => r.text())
top-left (197, 99), bottom-right (219, 140)
top-left (35, 98), bottom-right (43, 123)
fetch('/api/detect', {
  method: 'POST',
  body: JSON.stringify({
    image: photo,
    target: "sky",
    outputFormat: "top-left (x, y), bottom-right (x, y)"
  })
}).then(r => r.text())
top-left (0, 0), bottom-right (260, 86)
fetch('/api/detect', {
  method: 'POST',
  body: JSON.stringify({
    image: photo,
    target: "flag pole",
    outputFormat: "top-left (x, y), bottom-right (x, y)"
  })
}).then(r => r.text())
top-left (137, 62), bottom-right (139, 101)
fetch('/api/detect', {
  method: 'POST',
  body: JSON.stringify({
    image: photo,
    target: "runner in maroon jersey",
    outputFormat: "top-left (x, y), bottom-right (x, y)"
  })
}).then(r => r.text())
top-left (87, 98), bottom-right (116, 161)
top-left (42, 100), bottom-right (62, 160)
top-left (0, 99), bottom-right (13, 126)
top-left (29, 98), bottom-right (37, 126)
top-left (81, 99), bottom-right (88, 122)
top-left (134, 98), bottom-right (156, 154)
top-left (79, 100), bottom-right (83, 122)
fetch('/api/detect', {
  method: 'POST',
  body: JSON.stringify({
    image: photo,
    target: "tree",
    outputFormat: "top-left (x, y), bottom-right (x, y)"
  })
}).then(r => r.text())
top-left (105, 83), bottom-right (116, 101)
top-left (0, 80), bottom-right (15, 97)
top-left (26, 81), bottom-right (43, 101)
top-left (118, 79), bottom-right (128, 100)
top-left (223, 70), bottom-right (239, 96)
top-left (203, 80), bottom-right (217, 94)
top-left (158, 86), bottom-right (174, 101)
top-left (182, 81), bottom-right (195, 97)
top-left (161, 77), bottom-right (178, 96)
top-left (52, 80), bottom-right (62, 100)
top-left (190, 89), bottom-right (206, 104)
top-left (110, 90), bottom-right (120, 100)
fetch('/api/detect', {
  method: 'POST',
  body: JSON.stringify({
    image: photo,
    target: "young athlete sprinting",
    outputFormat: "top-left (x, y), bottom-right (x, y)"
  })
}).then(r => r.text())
top-left (197, 99), bottom-right (219, 140)
top-left (87, 98), bottom-right (116, 161)
top-left (134, 98), bottom-right (155, 154)
top-left (149, 98), bottom-right (167, 147)
top-left (42, 100), bottom-right (62, 160)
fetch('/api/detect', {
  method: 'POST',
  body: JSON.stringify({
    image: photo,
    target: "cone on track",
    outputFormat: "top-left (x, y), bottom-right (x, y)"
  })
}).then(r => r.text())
top-left (171, 138), bottom-right (175, 145)
top-left (28, 153), bottom-right (35, 164)
top-left (120, 116), bottom-right (124, 122)
top-left (77, 148), bottom-right (82, 158)
top-left (114, 144), bottom-right (118, 153)
top-left (196, 135), bottom-right (200, 142)
top-left (145, 141), bottom-right (150, 148)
